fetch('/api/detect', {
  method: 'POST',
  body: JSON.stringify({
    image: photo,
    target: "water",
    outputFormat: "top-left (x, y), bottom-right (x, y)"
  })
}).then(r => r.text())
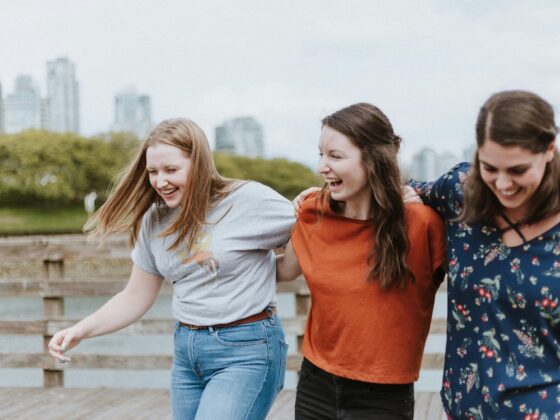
top-left (0, 293), bottom-right (446, 391)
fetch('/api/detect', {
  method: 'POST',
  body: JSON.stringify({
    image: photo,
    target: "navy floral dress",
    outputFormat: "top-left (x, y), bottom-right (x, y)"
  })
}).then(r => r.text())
top-left (410, 162), bottom-right (560, 420)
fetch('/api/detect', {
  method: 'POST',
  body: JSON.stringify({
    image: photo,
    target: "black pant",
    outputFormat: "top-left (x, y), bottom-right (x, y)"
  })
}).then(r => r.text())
top-left (295, 359), bottom-right (414, 420)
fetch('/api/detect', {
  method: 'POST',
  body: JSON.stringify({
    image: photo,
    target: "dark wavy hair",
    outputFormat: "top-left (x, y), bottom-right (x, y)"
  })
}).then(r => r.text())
top-left (461, 90), bottom-right (560, 225)
top-left (320, 102), bottom-right (413, 288)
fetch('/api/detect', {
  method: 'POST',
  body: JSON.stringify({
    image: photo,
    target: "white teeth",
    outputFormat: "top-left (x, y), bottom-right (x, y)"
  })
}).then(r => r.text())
top-left (501, 190), bottom-right (517, 196)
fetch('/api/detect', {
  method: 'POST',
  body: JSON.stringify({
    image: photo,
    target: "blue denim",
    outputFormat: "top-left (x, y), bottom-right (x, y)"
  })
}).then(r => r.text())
top-left (171, 312), bottom-right (288, 420)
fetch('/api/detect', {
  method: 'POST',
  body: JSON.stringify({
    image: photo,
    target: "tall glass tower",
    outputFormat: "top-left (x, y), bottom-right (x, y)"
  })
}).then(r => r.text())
top-left (46, 57), bottom-right (80, 133)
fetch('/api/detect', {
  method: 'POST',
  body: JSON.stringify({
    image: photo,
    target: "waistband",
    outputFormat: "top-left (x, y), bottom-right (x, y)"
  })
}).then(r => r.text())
top-left (302, 358), bottom-right (413, 391)
top-left (179, 306), bottom-right (276, 330)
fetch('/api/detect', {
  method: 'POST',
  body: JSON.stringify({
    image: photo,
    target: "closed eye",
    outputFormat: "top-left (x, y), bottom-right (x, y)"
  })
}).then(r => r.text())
top-left (507, 167), bottom-right (528, 176)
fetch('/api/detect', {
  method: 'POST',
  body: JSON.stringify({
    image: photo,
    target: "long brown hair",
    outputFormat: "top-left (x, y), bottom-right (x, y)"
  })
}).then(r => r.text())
top-left (321, 102), bottom-right (413, 288)
top-left (84, 118), bottom-right (237, 250)
top-left (462, 90), bottom-right (560, 225)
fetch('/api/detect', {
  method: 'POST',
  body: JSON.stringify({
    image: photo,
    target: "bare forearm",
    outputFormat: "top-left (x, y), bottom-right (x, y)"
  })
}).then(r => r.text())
top-left (74, 288), bottom-right (156, 338)
top-left (276, 241), bottom-right (302, 282)
top-left (48, 265), bottom-right (163, 361)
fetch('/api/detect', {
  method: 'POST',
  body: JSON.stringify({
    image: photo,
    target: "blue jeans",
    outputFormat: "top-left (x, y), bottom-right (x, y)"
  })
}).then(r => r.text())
top-left (171, 312), bottom-right (288, 420)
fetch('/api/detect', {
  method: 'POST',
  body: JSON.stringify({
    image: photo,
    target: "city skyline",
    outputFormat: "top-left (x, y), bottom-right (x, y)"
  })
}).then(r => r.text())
top-left (1, 1), bottom-right (559, 169)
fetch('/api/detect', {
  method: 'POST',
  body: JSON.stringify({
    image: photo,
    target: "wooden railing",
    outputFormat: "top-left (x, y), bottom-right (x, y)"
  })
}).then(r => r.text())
top-left (0, 235), bottom-right (446, 388)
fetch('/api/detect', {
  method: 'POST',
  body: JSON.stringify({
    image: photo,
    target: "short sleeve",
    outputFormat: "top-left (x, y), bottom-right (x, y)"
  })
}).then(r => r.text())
top-left (243, 183), bottom-right (296, 250)
top-left (427, 208), bottom-right (447, 274)
top-left (131, 209), bottom-right (162, 277)
top-left (408, 162), bottom-right (471, 221)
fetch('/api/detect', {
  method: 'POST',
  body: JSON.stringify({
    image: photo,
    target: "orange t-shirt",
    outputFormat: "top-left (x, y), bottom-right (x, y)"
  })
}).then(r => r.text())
top-left (291, 194), bottom-right (446, 384)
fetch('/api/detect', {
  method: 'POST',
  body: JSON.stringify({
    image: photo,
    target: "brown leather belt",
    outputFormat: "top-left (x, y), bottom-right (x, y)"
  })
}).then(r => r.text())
top-left (179, 307), bottom-right (276, 330)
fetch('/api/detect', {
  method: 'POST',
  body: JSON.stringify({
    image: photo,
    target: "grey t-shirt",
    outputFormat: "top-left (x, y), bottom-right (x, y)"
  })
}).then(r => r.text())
top-left (131, 181), bottom-right (295, 325)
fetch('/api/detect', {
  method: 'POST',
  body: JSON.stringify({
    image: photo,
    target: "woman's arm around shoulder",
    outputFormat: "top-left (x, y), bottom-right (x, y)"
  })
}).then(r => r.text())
top-left (48, 265), bottom-right (164, 362)
top-left (407, 162), bottom-right (471, 220)
top-left (276, 240), bottom-right (302, 283)
top-left (410, 203), bottom-right (448, 287)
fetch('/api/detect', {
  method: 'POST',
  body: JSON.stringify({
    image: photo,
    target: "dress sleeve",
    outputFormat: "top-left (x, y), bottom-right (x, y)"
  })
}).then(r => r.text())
top-left (408, 162), bottom-right (471, 221)
top-left (428, 209), bottom-right (447, 274)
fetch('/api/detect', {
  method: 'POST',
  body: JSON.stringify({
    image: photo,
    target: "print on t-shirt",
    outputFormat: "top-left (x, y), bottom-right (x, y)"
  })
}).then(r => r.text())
top-left (180, 230), bottom-right (220, 273)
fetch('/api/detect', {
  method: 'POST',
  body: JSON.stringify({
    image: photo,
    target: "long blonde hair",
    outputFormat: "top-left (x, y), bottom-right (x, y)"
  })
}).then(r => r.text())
top-left (84, 118), bottom-right (236, 251)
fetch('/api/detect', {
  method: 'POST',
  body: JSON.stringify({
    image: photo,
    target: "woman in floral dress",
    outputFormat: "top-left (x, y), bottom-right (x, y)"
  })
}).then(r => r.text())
top-left (409, 90), bottom-right (560, 419)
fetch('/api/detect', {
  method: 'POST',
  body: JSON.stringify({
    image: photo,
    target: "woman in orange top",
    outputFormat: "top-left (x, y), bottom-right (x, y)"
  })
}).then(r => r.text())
top-left (277, 102), bottom-right (446, 419)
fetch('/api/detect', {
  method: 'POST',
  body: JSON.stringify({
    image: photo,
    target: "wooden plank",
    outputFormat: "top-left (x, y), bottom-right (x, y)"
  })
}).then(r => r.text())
top-left (0, 320), bottom-right (47, 334)
top-left (0, 353), bottom-right (315, 372)
top-left (0, 279), bottom-right (171, 297)
top-left (0, 388), bottom-right (443, 420)
top-left (0, 235), bottom-right (130, 261)
top-left (420, 352), bottom-right (445, 370)
top-left (277, 278), bottom-right (309, 294)
top-left (0, 314), bottom-right (445, 337)
top-left (0, 388), bottom-right (50, 418)
top-left (0, 315), bottom-right (310, 336)
top-left (0, 353), bottom-right (173, 369)
top-left (429, 318), bottom-right (447, 334)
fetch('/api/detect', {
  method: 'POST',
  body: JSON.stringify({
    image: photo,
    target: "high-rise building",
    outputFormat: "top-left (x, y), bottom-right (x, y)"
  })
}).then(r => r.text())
top-left (46, 57), bottom-right (80, 133)
top-left (408, 147), bottom-right (438, 182)
top-left (215, 117), bottom-right (264, 158)
top-left (4, 75), bottom-right (46, 133)
top-left (408, 147), bottom-right (459, 181)
top-left (111, 88), bottom-right (152, 139)
top-left (0, 82), bottom-right (4, 134)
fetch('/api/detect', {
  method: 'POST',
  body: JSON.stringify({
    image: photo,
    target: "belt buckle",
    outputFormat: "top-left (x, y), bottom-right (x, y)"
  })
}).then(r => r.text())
top-left (181, 322), bottom-right (209, 330)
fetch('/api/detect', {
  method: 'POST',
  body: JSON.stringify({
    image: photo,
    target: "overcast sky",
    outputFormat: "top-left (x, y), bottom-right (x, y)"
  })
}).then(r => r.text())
top-left (2, 0), bottom-right (559, 168)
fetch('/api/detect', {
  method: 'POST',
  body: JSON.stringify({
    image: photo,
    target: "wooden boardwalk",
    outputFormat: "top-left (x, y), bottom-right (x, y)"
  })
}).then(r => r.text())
top-left (0, 235), bottom-right (448, 419)
top-left (0, 388), bottom-right (445, 419)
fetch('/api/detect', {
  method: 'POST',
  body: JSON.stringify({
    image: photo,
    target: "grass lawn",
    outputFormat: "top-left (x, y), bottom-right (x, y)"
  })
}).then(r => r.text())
top-left (0, 206), bottom-right (89, 236)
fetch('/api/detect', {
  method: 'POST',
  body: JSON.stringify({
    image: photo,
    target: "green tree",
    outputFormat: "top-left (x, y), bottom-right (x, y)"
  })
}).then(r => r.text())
top-left (213, 153), bottom-right (320, 199)
top-left (0, 130), bottom-right (138, 205)
top-left (0, 130), bottom-right (317, 206)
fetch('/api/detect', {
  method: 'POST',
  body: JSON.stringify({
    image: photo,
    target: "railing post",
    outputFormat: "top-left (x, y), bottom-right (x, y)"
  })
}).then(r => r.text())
top-left (295, 292), bottom-right (310, 359)
top-left (43, 259), bottom-right (65, 388)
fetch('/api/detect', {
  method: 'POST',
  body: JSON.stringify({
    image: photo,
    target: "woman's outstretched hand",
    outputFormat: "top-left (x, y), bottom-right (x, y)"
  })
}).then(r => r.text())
top-left (48, 325), bottom-right (85, 364)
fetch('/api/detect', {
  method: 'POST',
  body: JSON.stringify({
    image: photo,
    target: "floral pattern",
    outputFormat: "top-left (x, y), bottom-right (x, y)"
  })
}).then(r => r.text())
top-left (410, 162), bottom-right (560, 419)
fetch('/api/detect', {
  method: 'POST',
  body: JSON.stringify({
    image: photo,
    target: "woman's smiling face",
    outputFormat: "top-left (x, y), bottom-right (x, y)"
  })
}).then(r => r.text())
top-left (318, 126), bottom-right (370, 215)
top-left (146, 143), bottom-right (192, 208)
top-left (478, 139), bottom-right (555, 219)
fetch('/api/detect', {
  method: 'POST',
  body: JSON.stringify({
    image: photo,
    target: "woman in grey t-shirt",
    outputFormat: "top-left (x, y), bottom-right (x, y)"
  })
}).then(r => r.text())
top-left (48, 118), bottom-right (295, 419)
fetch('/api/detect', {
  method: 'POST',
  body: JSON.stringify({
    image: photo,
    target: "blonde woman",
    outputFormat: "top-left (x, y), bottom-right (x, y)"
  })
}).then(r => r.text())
top-left (48, 118), bottom-right (294, 420)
